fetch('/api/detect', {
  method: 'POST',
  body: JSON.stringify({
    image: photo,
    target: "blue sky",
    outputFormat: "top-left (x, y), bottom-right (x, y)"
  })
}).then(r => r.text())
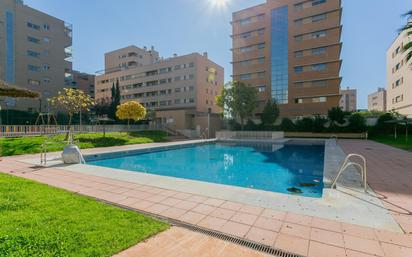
top-left (25, 0), bottom-right (412, 109)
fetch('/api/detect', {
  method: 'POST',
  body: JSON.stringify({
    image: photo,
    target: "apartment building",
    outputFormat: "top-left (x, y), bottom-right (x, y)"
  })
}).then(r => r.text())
top-left (72, 71), bottom-right (95, 99)
top-left (339, 87), bottom-right (357, 112)
top-left (0, 0), bottom-right (72, 113)
top-left (368, 88), bottom-right (386, 112)
top-left (95, 45), bottom-right (224, 133)
top-left (387, 27), bottom-right (412, 117)
top-left (232, 0), bottom-right (342, 118)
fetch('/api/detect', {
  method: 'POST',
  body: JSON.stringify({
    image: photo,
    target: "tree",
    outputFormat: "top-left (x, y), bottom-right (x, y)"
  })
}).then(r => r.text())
top-left (109, 80), bottom-right (121, 119)
top-left (328, 107), bottom-right (345, 125)
top-left (116, 101), bottom-right (146, 129)
top-left (49, 88), bottom-right (94, 139)
top-left (401, 11), bottom-right (412, 62)
top-left (216, 81), bottom-right (258, 130)
top-left (260, 100), bottom-right (279, 130)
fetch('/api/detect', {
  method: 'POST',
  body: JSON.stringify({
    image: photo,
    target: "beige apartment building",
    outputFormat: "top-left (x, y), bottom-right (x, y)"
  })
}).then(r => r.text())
top-left (72, 70), bottom-right (95, 99)
top-left (0, 0), bottom-right (72, 113)
top-left (95, 46), bottom-right (224, 134)
top-left (368, 88), bottom-right (386, 112)
top-left (232, 0), bottom-right (342, 118)
top-left (339, 87), bottom-right (357, 112)
top-left (387, 27), bottom-right (412, 117)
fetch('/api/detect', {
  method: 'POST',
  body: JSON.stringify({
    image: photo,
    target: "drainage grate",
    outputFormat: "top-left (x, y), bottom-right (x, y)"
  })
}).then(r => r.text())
top-left (93, 198), bottom-right (306, 257)
top-left (175, 222), bottom-right (305, 257)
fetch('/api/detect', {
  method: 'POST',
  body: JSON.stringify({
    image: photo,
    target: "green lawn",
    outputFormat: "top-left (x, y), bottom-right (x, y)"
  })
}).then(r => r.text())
top-left (370, 134), bottom-right (412, 152)
top-left (0, 131), bottom-right (168, 156)
top-left (0, 173), bottom-right (169, 256)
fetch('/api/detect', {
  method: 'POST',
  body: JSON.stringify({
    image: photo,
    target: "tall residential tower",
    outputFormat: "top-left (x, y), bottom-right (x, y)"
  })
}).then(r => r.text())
top-left (0, 0), bottom-right (72, 112)
top-left (232, 0), bottom-right (342, 118)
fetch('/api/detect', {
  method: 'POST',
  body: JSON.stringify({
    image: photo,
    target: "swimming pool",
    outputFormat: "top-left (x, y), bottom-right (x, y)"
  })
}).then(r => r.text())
top-left (87, 141), bottom-right (325, 197)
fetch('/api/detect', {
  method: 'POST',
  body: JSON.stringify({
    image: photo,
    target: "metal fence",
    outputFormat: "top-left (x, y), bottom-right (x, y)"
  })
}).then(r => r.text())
top-left (0, 124), bottom-right (165, 137)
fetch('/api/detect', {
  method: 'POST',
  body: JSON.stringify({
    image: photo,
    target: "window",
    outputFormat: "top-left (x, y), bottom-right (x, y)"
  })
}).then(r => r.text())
top-left (395, 95), bottom-right (403, 103)
top-left (239, 73), bottom-right (252, 80)
top-left (312, 80), bottom-right (328, 87)
top-left (312, 96), bottom-right (327, 103)
top-left (312, 0), bottom-right (327, 6)
top-left (174, 65), bottom-right (181, 70)
top-left (27, 22), bottom-right (40, 30)
top-left (257, 72), bottom-right (265, 78)
top-left (43, 37), bottom-right (50, 43)
top-left (257, 29), bottom-right (265, 36)
top-left (28, 79), bottom-right (40, 86)
top-left (43, 77), bottom-right (51, 84)
top-left (189, 62), bottom-right (195, 68)
top-left (43, 24), bottom-right (50, 30)
top-left (312, 63), bottom-right (327, 71)
top-left (257, 43), bottom-right (265, 49)
top-left (241, 32), bottom-right (252, 39)
top-left (189, 74), bottom-right (194, 80)
top-left (174, 76), bottom-right (181, 81)
top-left (257, 57), bottom-right (265, 64)
top-left (294, 3), bottom-right (304, 11)
top-left (239, 17), bottom-right (252, 26)
top-left (294, 66), bottom-right (304, 73)
top-left (27, 50), bottom-right (40, 58)
top-left (312, 14), bottom-right (327, 22)
top-left (28, 65), bottom-right (40, 72)
top-left (43, 64), bottom-right (50, 71)
top-left (295, 35), bottom-right (303, 41)
top-left (312, 47), bottom-right (326, 56)
top-left (312, 30), bottom-right (326, 39)
top-left (27, 36), bottom-right (40, 44)
top-left (257, 85), bottom-right (266, 92)
top-left (295, 51), bottom-right (304, 58)
top-left (175, 88), bottom-right (181, 93)
top-left (295, 98), bottom-right (303, 104)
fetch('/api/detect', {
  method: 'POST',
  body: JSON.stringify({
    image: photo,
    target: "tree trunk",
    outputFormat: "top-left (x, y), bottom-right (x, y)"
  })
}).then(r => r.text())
top-left (65, 114), bottom-right (73, 142)
top-left (240, 117), bottom-right (244, 131)
top-left (127, 119), bottom-right (130, 131)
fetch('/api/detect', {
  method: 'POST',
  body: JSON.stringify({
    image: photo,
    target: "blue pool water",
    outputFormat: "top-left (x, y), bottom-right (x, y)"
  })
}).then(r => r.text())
top-left (88, 142), bottom-right (325, 197)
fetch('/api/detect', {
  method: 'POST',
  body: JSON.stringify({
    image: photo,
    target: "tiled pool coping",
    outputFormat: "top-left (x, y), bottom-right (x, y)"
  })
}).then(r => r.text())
top-left (20, 138), bottom-right (402, 233)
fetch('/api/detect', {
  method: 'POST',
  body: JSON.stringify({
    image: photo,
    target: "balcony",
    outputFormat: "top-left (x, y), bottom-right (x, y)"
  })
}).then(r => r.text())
top-left (64, 22), bottom-right (72, 38)
top-left (64, 47), bottom-right (73, 61)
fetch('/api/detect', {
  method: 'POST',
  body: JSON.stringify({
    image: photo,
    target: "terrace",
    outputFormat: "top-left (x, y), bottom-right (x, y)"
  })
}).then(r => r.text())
top-left (1, 133), bottom-right (412, 257)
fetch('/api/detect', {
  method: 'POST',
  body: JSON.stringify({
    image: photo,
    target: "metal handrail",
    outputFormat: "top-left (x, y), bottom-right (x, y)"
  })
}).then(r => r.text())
top-left (331, 153), bottom-right (367, 192)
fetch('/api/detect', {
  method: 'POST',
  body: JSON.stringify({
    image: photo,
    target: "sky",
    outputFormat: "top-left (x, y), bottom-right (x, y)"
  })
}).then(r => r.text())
top-left (24, 0), bottom-right (412, 109)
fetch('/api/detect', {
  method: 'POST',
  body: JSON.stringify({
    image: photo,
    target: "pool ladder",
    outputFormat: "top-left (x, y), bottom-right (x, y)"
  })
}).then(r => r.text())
top-left (331, 154), bottom-right (367, 192)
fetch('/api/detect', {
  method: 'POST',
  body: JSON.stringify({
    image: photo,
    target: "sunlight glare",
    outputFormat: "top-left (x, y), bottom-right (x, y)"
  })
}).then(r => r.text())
top-left (209, 0), bottom-right (229, 9)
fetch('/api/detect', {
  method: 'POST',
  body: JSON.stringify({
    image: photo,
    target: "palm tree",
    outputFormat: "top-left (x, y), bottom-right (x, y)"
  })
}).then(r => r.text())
top-left (401, 11), bottom-right (412, 62)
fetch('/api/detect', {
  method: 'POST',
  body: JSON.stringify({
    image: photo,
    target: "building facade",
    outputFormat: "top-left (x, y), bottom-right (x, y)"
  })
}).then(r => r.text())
top-left (339, 87), bottom-right (356, 112)
top-left (387, 27), bottom-right (412, 117)
top-left (232, 0), bottom-right (342, 118)
top-left (0, 0), bottom-right (72, 113)
top-left (72, 70), bottom-right (95, 99)
top-left (95, 46), bottom-right (224, 133)
top-left (368, 88), bottom-right (386, 112)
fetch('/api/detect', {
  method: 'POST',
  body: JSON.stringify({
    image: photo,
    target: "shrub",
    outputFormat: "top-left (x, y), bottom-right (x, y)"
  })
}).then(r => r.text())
top-left (280, 118), bottom-right (296, 132)
top-left (347, 113), bottom-right (367, 132)
top-left (312, 115), bottom-right (328, 132)
top-left (295, 117), bottom-right (314, 132)
top-left (244, 119), bottom-right (259, 131)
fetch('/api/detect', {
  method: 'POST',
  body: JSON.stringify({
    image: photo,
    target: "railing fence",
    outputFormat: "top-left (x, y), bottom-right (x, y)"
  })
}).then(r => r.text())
top-left (0, 124), bottom-right (165, 137)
